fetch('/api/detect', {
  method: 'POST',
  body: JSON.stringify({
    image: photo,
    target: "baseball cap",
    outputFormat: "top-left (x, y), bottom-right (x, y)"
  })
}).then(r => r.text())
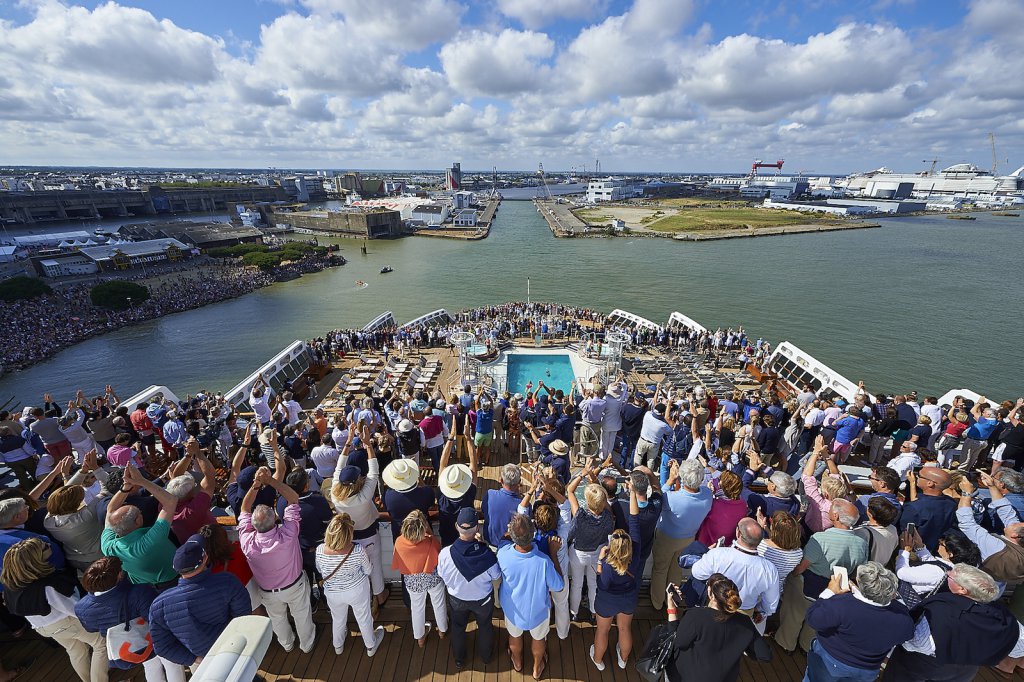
top-left (172, 534), bottom-right (206, 574)
top-left (456, 507), bottom-right (480, 530)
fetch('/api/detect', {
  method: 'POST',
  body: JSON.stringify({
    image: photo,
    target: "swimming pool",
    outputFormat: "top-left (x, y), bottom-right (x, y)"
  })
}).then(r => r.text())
top-left (506, 353), bottom-right (577, 395)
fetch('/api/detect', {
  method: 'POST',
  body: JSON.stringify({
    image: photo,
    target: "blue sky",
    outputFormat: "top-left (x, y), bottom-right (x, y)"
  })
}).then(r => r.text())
top-left (1, 0), bottom-right (1020, 173)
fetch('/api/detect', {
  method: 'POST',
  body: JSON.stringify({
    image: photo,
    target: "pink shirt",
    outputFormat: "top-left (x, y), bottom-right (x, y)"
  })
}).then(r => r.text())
top-left (801, 473), bottom-right (841, 532)
top-left (106, 444), bottom-right (142, 468)
top-left (238, 503), bottom-right (302, 590)
top-left (171, 491), bottom-right (216, 544)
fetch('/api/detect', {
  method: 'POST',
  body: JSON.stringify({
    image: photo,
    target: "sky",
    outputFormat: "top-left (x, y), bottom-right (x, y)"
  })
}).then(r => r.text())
top-left (1, 0), bottom-right (1022, 174)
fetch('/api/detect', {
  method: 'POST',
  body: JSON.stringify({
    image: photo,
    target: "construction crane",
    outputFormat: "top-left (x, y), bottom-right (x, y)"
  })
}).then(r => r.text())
top-left (922, 158), bottom-right (940, 175)
top-left (990, 132), bottom-right (999, 174)
top-left (750, 158), bottom-right (784, 178)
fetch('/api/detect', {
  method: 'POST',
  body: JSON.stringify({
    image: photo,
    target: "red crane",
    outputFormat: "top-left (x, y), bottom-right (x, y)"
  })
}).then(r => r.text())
top-left (750, 158), bottom-right (784, 177)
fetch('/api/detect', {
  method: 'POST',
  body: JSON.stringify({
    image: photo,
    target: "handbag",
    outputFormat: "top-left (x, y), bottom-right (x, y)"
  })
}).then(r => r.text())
top-left (318, 548), bottom-right (353, 589)
top-left (106, 594), bottom-right (154, 664)
top-left (636, 621), bottom-right (677, 682)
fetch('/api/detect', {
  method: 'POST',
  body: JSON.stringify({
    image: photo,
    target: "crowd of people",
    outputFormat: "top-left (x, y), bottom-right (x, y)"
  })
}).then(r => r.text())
top-left (2, 323), bottom-right (1024, 682)
top-left (1, 253), bottom-right (340, 373)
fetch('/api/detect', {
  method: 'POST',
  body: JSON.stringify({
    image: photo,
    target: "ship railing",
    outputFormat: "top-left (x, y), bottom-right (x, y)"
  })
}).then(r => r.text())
top-left (666, 311), bottom-right (708, 335)
top-left (222, 340), bottom-right (311, 412)
top-left (606, 308), bottom-right (664, 333)
top-left (765, 341), bottom-right (859, 402)
top-left (363, 311), bottom-right (396, 332)
top-left (400, 308), bottom-right (453, 329)
top-left (121, 385), bottom-right (182, 410)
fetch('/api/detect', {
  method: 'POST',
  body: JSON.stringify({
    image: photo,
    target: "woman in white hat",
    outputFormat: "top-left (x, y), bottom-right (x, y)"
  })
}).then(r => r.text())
top-left (436, 436), bottom-right (478, 546)
top-left (332, 426), bottom-right (390, 610)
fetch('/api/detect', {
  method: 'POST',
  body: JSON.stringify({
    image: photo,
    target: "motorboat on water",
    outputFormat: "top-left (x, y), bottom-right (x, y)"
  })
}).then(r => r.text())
top-left (380, 266), bottom-right (393, 274)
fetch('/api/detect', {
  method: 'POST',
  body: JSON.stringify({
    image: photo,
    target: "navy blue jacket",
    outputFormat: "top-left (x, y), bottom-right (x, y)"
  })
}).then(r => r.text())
top-left (76, 579), bottom-right (159, 669)
top-left (149, 569), bottom-right (251, 665)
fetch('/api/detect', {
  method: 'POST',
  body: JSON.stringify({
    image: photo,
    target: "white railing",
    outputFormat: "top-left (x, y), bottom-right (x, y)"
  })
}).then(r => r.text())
top-left (223, 341), bottom-right (311, 409)
top-left (607, 308), bottom-right (664, 332)
top-left (401, 308), bottom-right (453, 329)
top-left (767, 341), bottom-right (859, 401)
top-left (667, 311), bottom-right (708, 335)
top-left (363, 311), bottom-right (396, 331)
top-left (121, 385), bottom-right (182, 409)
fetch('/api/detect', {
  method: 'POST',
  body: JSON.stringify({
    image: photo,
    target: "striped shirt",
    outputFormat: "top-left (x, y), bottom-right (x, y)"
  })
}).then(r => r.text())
top-left (757, 543), bottom-right (803, 595)
top-left (315, 543), bottom-right (371, 592)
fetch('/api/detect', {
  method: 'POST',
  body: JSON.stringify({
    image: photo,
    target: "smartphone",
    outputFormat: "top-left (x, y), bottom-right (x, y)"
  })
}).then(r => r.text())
top-left (832, 566), bottom-right (849, 591)
top-left (715, 536), bottom-right (727, 548)
top-left (906, 523), bottom-right (917, 538)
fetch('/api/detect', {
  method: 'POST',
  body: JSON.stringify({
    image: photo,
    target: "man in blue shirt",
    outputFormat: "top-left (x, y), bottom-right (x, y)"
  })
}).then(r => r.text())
top-left (651, 459), bottom-right (712, 609)
top-left (474, 394), bottom-right (495, 465)
top-left (482, 464), bottom-right (524, 547)
top-left (498, 514), bottom-right (563, 679)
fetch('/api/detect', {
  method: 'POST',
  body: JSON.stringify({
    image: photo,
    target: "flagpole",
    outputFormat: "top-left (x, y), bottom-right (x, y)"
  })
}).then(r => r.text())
top-left (527, 277), bottom-right (530, 304)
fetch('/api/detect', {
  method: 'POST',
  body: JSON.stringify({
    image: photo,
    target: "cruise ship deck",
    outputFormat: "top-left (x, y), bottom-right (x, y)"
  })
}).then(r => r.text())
top-left (1, 325), bottom-right (1017, 681)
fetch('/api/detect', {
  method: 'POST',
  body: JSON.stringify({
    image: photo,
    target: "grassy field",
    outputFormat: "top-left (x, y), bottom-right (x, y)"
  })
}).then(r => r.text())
top-left (646, 207), bottom-right (835, 233)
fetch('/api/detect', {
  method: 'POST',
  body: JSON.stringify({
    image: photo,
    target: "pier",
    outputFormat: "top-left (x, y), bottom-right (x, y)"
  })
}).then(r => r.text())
top-left (410, 195), bottom-right (502, 241)
top-left (534, 197), bottom-right (587, 236)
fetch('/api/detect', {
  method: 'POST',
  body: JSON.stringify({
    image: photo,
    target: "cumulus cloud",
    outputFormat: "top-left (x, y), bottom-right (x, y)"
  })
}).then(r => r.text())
top-left (496, 0), bottom-right (607, 30)
top-left (439, 29), bottom-right (554, 96)
top-left (0, 0), bottom-right (1020, 171)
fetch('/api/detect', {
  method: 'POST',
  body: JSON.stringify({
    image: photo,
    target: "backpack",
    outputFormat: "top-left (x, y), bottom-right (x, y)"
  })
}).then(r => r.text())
top-left (896, 560), bottom-right (949, 609)
top-left (105, 595), bottom-right (154, 664)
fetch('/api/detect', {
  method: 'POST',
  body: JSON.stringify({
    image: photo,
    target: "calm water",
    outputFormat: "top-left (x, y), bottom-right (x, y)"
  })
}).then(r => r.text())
top-left (507, 354), bottom-right (577, 396)
top-left (2, 202), bottom-right (1022, 404)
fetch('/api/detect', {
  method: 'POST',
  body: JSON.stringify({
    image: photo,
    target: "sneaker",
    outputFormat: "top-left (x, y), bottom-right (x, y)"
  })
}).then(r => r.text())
top-left (615, 644), bottom-right (627, 669)
top-left (367, 626), bottom-right (385, 657)
top-left (589, 644), bottom-right (605, 671)
top-left (282, 642), bottom-right (295, 653)
top-left (335, 644), bottom-right (344, 655)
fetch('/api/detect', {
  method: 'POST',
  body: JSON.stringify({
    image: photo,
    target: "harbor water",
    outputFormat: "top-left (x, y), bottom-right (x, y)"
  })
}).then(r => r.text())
top-left (1, 202), bottom-right (1021, 403)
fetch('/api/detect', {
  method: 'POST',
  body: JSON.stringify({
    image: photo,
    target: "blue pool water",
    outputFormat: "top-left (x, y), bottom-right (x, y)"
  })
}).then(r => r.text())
top-left (506, 353), bottom-right (577, 395)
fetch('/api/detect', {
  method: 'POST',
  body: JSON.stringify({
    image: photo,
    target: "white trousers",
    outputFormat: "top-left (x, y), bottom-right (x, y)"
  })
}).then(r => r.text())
top-left (409, 579), bottom-right (448, 640)
top-left (551, 583), bottom-right (570, 639)
top-left (355, 533), bottom-right (385, 595)
top-left (259, 573), bottom-right (316, 651)
top-left (326, 581), bottom-right (376, 651)
top-left (143, 655), bottom-right (186, 682)
top-left (569, 547), bottom-right (601, 615)
top-left (600, 428), bottom-right (619, 458)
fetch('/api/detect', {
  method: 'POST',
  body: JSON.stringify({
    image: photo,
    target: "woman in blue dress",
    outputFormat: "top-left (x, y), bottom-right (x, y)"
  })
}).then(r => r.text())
top-left (589, 482), bottom-right (641, 671)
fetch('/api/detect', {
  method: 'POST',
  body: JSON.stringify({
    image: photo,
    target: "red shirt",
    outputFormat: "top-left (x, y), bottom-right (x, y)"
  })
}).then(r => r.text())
top-left (171, 491), bottom-right (216, 544)
top-left (130, 409), bottom-right (154, 436)
top-left (211, 540), bottom-right (254, 587)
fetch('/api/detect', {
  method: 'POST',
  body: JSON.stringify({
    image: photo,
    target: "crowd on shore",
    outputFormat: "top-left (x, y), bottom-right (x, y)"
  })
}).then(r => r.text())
top-left (1, 253), bottom-right (340, 373)
top-left (3, 338), bottom-right (1024, 682)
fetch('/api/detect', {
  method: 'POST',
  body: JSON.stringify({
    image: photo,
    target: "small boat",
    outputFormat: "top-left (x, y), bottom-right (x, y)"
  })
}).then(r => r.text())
top-left (380, 266), bottom-right (393, 274)
top-left (947, 214), bottom-right (977, 220)
top-left (355, 280), bottom-right (367, 288)
top-left (994, 212), bottom-right (1020, 217)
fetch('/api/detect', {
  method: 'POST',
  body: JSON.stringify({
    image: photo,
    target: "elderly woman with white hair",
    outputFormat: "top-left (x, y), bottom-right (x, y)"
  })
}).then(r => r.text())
top-left (746, 468), bottom-right (801, 519)
top-left (57, 402), bottom-right (99, 464)
top-left (565, 458), bottom-right (615, 621)
top-left (804, 561), bottom-right (914, 682)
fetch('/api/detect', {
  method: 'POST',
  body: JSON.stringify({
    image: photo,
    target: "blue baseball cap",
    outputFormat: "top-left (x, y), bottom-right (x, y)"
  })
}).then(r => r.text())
top-left (172, 534), bottom-right (206, 573)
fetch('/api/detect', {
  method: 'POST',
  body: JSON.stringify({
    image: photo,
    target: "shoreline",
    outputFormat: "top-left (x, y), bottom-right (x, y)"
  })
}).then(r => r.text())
top-left (0, 256), bottom-right (344, 378)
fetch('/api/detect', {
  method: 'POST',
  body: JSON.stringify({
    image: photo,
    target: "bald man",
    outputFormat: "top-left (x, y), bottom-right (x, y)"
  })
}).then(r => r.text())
top-left (898, 468), bottom-right (957, 553)
top-left (688, 517), bottom-right (780, 633)
top-left (777, 498), bottom-right (869, 652)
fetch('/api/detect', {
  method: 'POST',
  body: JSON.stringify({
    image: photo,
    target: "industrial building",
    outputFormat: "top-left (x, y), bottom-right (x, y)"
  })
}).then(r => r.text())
top-left (586, 178), bottom-right (642, 202)
top-left (33, 238), bottom-right (191, 277)
top-left (119, 222), bottom-right (264, 250)
top-left (411, 203), bottom-right (449, 226)
top-left (270, 207), bottom-right (403, 238)
top-left (762, 198), bottom-right (927, 215)
top-left (445, 162), bottom-right (462, 191)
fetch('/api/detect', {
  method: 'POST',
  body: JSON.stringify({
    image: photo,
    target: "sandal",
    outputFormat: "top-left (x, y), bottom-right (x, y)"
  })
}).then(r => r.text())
top-left (508, 647), bottom-right (523, 673)
top-left (533, 653), bottom-right (548, 680)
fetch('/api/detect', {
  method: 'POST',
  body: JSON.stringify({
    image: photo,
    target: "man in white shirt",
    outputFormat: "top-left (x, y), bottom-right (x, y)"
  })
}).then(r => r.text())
top-left (279, 392), bottom-right (302, 426)
top-left (250, 374), bottom-right (274, 426)
top-left (688, 517), bottom-right (780, 633)
top-left (888, 442), bottom-right (922, 482)
top-left (437, 509), bottom-right (503, 669)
